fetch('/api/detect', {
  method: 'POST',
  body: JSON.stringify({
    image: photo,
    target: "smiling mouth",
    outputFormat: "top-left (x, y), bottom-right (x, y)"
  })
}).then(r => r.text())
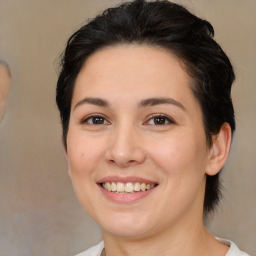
top-left (101, 182), bottom-right (157, 194)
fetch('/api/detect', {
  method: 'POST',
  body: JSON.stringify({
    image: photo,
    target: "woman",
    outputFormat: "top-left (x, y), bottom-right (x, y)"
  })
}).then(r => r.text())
top-left (56, 0), bottom-right (249, 255)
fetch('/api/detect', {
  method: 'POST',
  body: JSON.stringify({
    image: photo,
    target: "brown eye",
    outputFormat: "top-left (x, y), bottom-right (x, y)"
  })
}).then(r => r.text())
top-left (154, 117), bottom-right (167, 125)
top-left (147, 115), bottom-right (175, 125)
top-left (82, 115), bottom-right (109, 125)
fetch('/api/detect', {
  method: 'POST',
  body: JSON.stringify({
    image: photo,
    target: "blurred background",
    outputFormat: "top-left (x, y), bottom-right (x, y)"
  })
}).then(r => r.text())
top-left (0, 0), bottom-right (255, 255)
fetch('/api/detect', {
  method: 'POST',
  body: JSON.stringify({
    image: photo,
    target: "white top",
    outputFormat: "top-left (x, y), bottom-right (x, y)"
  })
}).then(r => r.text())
top-left (75, 239), bottom-right (250, 256)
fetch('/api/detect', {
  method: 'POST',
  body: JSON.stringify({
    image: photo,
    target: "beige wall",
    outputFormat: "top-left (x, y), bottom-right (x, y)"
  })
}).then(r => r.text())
top-left (0, 1), bottom-right (255, 255)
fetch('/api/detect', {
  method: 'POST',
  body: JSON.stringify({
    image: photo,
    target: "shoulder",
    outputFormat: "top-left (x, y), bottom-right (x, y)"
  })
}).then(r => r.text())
top-left (74, 241), bottom-right (104, 256)
top-left (216, 238), bottom-right (250, 256)
top-left (75, 239), bottom-right (251, 256)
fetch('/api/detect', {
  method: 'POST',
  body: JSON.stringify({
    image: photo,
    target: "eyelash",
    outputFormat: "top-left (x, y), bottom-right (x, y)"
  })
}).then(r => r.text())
top-left (81, 114), bottom-right (175, 126)
top-left (81, 115), bottom-right (110, 125)
top-left (145, 114), bottom-right (176, 126)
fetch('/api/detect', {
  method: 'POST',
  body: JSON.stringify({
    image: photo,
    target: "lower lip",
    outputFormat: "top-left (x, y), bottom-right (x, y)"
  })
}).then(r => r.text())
top-left (98, 185), bottom-right (156, 203)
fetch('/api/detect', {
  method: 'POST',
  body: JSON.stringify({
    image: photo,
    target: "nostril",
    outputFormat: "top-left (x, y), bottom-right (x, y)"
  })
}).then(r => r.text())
top-left (105, 140), bottom-right (146, 167)
top-left (107, 158), bottom-right (138, 168)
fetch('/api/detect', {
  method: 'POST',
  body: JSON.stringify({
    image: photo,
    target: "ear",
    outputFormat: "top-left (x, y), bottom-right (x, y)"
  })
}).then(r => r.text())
top-left (205, 123), bottom-right (232, 176)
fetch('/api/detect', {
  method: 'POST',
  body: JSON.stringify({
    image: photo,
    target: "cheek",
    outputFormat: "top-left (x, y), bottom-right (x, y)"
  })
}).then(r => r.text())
top-left (66, 132), bottom-right (104, 177)
top-left (66, 132), bottom-right (104, 213)
top-left (147, 132), bottom-right (208, 214)
top-left (147, 130), bottom-right (208, 177)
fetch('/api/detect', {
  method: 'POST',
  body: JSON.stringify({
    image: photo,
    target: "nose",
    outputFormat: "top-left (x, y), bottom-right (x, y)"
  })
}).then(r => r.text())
top-left (105, 124), bottom-right (146, 168)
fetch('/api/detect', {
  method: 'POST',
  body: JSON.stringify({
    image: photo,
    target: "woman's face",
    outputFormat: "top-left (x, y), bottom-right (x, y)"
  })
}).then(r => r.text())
top-left (66, 45), bottom-right (212, 239)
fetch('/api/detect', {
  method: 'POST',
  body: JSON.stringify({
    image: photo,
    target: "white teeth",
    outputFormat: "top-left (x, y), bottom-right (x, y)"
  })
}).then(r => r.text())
top-left (116, 182), bottom-right (125, 193)
top-left (111, 182), bottom-right (117, 192)
top-left (141, 183), bottom-right (146, 191)
top-left (106, 182), bottom-right (111, 191)
top-left (102, 181), bottom-right (156, 193)
top-left (134, 182), bottom-right (141, 192)
top-left (125, 182), bottom-right (133, 193)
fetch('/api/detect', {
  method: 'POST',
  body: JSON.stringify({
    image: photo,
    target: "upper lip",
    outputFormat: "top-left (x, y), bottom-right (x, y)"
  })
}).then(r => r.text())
top-left (97, 176), bottom-right (158, 184)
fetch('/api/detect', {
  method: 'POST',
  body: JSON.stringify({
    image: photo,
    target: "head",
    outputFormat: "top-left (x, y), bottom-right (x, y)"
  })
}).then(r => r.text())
top-left (0, 60), bottom-right (11, 121)
top-left (56, 0), bottom-right (235, 219)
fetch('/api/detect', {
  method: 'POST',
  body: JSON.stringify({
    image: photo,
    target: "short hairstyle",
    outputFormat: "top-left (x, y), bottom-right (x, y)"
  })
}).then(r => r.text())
top-left (56, 0), bottom-right (235, 216)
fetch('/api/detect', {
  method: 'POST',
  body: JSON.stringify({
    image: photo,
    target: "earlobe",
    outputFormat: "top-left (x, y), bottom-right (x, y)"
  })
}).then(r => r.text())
top-left (205, 123), bottom-right (232, 176)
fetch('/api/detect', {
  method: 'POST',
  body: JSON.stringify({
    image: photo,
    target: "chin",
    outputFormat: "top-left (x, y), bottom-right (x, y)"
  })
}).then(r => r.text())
top-left (98, 212), bottom-right (155, 239)
top-left (102, 224), bottom-right (152, 239)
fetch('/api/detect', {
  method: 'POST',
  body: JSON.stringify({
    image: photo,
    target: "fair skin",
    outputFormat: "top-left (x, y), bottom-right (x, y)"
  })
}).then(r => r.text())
top-left (66, 45), bottom-right (232, 256)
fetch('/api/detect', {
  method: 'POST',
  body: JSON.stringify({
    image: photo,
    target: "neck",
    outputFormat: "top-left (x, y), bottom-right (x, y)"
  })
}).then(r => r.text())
top-left (101, 215), bottom-right (222, 256)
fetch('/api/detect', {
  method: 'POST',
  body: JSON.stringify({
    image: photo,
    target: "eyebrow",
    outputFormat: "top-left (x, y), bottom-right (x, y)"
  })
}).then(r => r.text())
top-left (139, 97), bottom-right (185, 110)
top-left (73, 97), bottom-right (185, 111)
top-left (73, 97), bottom-right (109, 110)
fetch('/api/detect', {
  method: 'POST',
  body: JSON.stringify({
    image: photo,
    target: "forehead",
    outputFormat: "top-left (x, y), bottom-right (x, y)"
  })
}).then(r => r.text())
top-left (72, 45), bottom-right (195, 104)
top-left (81, 44), bottom-right (186, 78)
